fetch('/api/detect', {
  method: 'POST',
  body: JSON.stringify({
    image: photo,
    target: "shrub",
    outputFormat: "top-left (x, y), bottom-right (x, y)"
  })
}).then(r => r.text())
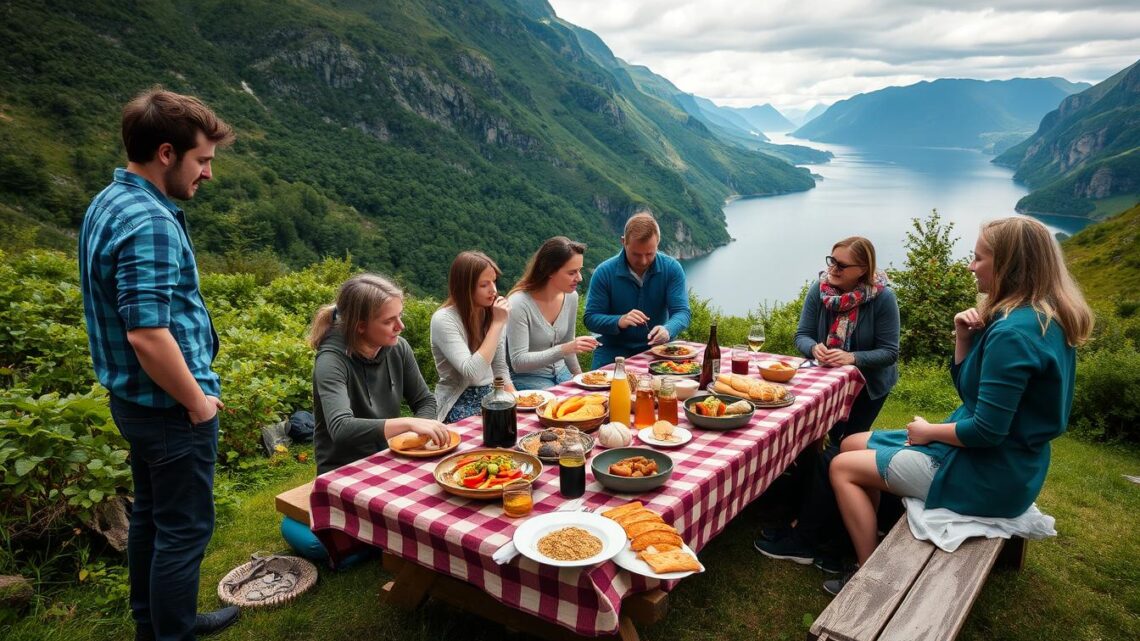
top-left (1070, 347), bottom-right (1140, 442)
top-left (888, 210), bottom-right (977, 363)
top-left (886, 360), bottom-right (962, 421)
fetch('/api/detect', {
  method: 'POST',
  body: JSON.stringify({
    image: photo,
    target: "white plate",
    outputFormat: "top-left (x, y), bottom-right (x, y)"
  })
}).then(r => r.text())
top-left (513, 511), bottom-right (627, 568)
top-left (513, 390), bottom-right (555, 412)
top-left (649, 343), bottom-right (700, 361)
top-left (573, 371), bottom-right (612, 390)
top-left (637, 426), bottom-right (693, 448)
top-left (612, 541), bottom-right (705, 580)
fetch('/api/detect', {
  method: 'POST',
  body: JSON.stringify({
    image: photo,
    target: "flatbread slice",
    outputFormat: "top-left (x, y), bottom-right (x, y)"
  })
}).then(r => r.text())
top-left (637, 543), bottom-right (681, 561)
top-left (601, 502), bottom-right (644, 521)
top-left (615, 510), bottom-right (664, 529)
top-left (642, 549), bottom-right (701, 574)
top-left (630, 530), bottom-right (684, 551)
top-left (624, 520), bottom-right (676, 540)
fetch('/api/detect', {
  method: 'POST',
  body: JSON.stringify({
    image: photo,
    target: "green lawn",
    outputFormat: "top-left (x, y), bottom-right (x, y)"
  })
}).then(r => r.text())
top-left (5, 394), bottom-right (1139, 641)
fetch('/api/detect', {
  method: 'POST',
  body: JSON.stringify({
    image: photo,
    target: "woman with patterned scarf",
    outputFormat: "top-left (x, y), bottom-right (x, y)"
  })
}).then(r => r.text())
top-left (754, 236), bottom-right (900, 575)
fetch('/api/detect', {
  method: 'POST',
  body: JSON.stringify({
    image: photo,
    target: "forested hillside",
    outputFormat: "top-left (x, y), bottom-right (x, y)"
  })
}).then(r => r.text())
top-left (995, 59), bottom-right (1140, 219)
top-left (0, 0), bottom-right (814, 296)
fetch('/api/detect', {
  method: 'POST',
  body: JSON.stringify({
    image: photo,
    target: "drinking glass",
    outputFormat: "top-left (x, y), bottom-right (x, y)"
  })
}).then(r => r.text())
top-left (502, 478), bottom-right (533, 518)
top-left (748, 324), bottom-right (766, 353)
top-left (731, 344), bottom-right (750, 374)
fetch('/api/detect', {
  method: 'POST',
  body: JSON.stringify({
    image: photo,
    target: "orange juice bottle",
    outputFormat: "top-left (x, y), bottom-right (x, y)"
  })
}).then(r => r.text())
top-left (634, 378), bottom-right (656, 428)
top-left (609, 357), bottom-right (632, 426)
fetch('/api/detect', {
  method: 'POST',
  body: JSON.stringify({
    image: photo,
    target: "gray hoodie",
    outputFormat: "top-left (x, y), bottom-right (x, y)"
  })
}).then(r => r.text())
top-left (313, 330), bottom-right (437, 475)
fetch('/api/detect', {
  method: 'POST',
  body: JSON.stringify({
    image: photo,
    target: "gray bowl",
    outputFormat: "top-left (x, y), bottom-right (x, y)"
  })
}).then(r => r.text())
top-left (683, 392), bottom-right (755, 430)
top-left (590, 447), bottom-right (674, 494)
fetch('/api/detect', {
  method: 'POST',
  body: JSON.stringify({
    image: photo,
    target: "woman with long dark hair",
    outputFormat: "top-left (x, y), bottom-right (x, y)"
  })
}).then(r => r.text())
top-left (507, 237), bottom-right (598, 390)
top-left (430, 251), bottom-right (515, 422)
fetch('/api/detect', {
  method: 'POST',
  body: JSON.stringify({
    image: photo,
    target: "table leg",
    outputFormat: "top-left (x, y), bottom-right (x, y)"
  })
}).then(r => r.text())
top-left (380, 552), bottom-right (436, 610)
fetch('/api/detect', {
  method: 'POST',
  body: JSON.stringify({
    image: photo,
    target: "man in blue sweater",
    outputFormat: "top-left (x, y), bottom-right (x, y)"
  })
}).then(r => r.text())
top-left (584, 213), bottom-right (692, 368)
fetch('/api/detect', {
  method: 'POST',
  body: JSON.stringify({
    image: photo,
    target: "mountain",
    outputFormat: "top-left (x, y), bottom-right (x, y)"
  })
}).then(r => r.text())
top-left (994, 60), bottom-right (1140, 219)
top-left (726, 105), bottom-right (796, 132)
top-left (792, 78), bottom-right (1090, 151)
top-left (801, 104), bottom-right (829, 126)
top-left (1064, 202), bottom-right (1140, 298)
top-left (0, 0), bottom-right (816, 295)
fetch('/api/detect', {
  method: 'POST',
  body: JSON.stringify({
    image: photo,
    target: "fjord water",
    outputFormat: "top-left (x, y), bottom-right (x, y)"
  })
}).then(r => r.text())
top-left (682, 134), bottom-right (1090, 316)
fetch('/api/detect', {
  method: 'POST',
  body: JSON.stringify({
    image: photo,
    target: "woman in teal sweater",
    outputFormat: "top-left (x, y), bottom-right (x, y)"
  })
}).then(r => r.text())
top-left (828, 217), bottom-right (1093, 589)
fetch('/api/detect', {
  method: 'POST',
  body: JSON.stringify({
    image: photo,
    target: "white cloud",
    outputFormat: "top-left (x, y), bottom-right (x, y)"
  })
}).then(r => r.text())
top-left (547, 0), bottom-right (1140, 112)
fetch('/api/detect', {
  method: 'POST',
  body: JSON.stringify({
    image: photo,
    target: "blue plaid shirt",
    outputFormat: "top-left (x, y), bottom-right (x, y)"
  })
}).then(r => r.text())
top-left (79, 169), bottom-right (220, 408)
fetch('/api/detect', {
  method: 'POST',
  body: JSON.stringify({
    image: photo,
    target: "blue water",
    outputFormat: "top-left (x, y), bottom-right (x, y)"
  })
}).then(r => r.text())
top-left (682, 134), bottom-right (1090, 315)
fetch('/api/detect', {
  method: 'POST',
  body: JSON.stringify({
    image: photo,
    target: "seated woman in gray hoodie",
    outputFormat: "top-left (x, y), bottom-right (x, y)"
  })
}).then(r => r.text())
top-left (310, 273), bottom-right (449, 474)
top-left (283, 274), bottom-right (448, 563)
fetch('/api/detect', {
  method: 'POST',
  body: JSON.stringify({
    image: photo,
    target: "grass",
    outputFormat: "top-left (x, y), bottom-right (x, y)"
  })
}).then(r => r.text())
top-left (4, 395), bottom-right (1139, 641)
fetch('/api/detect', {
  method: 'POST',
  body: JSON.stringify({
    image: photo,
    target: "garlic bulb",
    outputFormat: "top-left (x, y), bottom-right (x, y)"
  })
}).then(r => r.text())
top-left (597, 421), bottom-right (633, 449)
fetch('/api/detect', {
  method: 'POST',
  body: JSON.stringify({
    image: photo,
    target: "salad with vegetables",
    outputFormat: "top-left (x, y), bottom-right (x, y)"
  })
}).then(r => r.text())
top-left (450, 453), bottom-right (528, 489)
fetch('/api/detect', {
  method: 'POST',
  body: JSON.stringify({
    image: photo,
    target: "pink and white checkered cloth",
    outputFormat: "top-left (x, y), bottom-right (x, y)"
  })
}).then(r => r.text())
top-left (311, 345), bottom-right (864, 636)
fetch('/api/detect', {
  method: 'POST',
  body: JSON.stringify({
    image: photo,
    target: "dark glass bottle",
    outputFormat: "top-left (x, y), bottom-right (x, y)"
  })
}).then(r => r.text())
top-left (698, 323), bottom-right (721, 390)
top-left (481, 377), bottom-right (517, 447)
top-left (559, 427), bottom-right (586, 498)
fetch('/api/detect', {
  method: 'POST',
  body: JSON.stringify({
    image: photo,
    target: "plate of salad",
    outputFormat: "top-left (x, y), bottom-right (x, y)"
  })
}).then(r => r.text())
top-left (433, 449), bottom-right (543, 500)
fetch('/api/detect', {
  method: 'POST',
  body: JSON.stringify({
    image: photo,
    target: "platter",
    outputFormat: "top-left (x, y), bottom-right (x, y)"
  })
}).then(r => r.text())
top-left (433, 448), bottom-right (542, 500)
top-left (517, 428), bottom-right (597, 461)
top-left (513, 389), bottom-right (555, 412)
top-left (636, 425), bottom-right (693, 448)
top-left (389, 430), bottom-right (461, 458)
top-left (647, 360), bottom-right (701, 377)
top-left (512, 511), bottom-right (626, 568)
top-left (612, 541), bottom-right (705, 580)
top-left (572, 371), bottom-right (612, 390)
top-left (648, 343), bottom-right (700, 361)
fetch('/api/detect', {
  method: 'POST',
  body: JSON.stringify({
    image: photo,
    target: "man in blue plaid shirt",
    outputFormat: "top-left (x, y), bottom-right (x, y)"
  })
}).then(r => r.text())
top-left (80, 88), bottom-right (238, 641)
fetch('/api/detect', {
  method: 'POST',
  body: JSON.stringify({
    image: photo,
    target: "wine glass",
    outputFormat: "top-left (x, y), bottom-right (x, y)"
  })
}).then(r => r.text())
top-left (748, 324), bottom-right (766, 354)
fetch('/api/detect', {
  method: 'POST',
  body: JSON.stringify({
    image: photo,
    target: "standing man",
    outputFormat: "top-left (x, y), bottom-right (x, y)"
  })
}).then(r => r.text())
top-left (584, 212), bottom-right (692, 367)
top-left (79, 88), bottom-right (238, 641)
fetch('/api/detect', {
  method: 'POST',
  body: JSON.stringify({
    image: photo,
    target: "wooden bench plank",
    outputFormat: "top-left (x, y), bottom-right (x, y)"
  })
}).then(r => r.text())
top-left (875, 536), bottom-right (1004, 641)
top-left (808, 517), bottom-right (935, 641)
top-left (274, 481), bottom-right (315, 526)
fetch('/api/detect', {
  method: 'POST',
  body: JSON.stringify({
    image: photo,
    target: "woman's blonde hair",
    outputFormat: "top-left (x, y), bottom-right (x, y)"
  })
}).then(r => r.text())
top-left (509, 236), bottom-right (586, 296)
top-left (308, 273), bottom-right (404, 352)
top-left (977, 217), bottom-right (1093, 346)
top-left (832, 236), bottom-right (877, 287)
top-left (443, 251), bottom-right (501, 351)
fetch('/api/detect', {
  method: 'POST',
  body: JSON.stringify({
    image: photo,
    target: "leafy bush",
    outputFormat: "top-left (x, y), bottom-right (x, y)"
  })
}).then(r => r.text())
top-left (888, 210), bottom-right (978, 363)
top-left (1070, 348), bottom-right (1140, 442)
top-left (886, 360), bottom-right (962, 422)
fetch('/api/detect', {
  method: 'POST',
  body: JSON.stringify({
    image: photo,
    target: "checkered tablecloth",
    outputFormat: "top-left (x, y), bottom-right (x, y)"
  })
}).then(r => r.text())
top-left (310, 344), bottom-right (864, 636)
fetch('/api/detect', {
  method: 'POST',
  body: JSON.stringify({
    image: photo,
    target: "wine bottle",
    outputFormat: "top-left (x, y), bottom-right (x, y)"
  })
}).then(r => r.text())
top-left (698, 324), bottom-right (720, 390)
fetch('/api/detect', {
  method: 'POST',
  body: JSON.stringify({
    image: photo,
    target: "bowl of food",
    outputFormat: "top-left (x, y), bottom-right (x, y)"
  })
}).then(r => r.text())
top-left (514, 390), bottom-right (555, 411)
top-left (433, 449), bottom-right (542, 500)
top-left (517, 427), bottom-right (596, 462)
top-left (757, 360), bottom-right (797, 383)
top-left (648, 360), bottom-right (701, 377)
top-left (683, 393), bottom-right (755, 430)
top-left (649, 343), bottom-right (699, 361)
top-left (590, 447), bottom-right (674, 493)
top-left (537, 394), bottom-right (610, 432)
top-left (670, 378), bottom-right (700, 400)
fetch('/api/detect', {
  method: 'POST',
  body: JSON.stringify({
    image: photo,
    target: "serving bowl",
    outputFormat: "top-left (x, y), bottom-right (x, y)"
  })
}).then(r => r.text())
top-left (590, 447), bottom-right (674, 493)
top-left (536, 394), bottom-right (609, 432)
top-left (671, 378), bottom-right (700, 400)
top-left (517, 427), bottom-right (596, 462)
top-left (757, 360), bottom-right (796, 383)
top-left (683, 392), bottom-right (755, 430)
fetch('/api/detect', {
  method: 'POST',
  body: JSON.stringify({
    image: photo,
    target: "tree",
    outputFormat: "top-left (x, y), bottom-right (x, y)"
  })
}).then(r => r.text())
top-left (888, 209), bottom-right (977, 362)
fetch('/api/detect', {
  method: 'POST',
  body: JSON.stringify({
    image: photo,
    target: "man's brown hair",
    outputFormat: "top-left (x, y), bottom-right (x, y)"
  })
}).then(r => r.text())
top-left (122, 87), bottom-right (234, 162)
top-left (623, 212), bottom-right (660, 243)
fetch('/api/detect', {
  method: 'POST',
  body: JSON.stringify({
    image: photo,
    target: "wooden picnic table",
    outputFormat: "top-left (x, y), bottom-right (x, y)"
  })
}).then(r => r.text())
top-left (310, 343), bottom-right (864, 639)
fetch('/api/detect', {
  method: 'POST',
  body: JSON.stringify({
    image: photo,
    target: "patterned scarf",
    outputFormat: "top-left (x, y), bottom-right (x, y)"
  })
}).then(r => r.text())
top-left (819, 271), bottom-right (889, 350)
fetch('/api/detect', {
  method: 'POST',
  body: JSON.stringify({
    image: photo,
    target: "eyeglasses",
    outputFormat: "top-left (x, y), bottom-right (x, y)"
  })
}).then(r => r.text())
top-left (825, 256), bottom-right (864, 271)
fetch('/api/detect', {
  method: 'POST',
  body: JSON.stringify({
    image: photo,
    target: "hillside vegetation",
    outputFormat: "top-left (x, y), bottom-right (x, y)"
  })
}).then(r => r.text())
top-left (995, 59), bottom-right (1140, 219)
top-left (0, 0), bottom-right (814, 297)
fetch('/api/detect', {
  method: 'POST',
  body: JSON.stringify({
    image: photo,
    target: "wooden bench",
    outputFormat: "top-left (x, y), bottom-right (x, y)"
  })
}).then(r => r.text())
top-left (274, 481), bottom-right (314, 526)
top-left (807, 516), bottom-right (1026, 641)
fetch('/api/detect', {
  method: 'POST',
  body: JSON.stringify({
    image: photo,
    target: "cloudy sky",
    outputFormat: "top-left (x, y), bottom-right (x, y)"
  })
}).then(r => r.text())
top-left (546, 0), bottom-right (1140, 117)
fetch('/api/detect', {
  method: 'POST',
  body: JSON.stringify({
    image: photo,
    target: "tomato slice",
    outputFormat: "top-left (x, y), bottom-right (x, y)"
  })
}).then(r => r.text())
top-left (461, 468), bottom-right (487, 487)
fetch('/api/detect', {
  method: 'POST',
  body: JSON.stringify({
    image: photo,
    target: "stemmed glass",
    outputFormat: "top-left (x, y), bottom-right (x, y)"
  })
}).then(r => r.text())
top-left (748, 324), bottom-right (766, 354)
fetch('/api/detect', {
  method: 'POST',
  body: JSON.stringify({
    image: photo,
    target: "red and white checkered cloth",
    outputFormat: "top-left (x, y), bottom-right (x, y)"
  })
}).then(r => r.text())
top-left (310, 344), bottom-right (864, 636)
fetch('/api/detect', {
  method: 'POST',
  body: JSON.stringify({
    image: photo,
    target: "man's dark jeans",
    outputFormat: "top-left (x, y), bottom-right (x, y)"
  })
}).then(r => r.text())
top-left (110, 395), bottom-right (218, 641)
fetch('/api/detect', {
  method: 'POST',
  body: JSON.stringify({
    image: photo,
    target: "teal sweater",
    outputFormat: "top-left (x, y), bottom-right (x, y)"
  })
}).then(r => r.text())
top-left (869, 306), bottom-right (1076, 517)
top-left (583, 249), bottom-right (691, 367)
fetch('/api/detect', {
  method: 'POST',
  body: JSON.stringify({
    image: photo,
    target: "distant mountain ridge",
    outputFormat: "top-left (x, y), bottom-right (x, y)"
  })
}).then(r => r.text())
top-left (792, 77), bottom-right (1089, 151)
top-left (0, 0), bottom-right (817, 294)
top-left (994, 59), bottom-right (1140, 219)
top-left (727, 104), bottom-right (796, 132)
